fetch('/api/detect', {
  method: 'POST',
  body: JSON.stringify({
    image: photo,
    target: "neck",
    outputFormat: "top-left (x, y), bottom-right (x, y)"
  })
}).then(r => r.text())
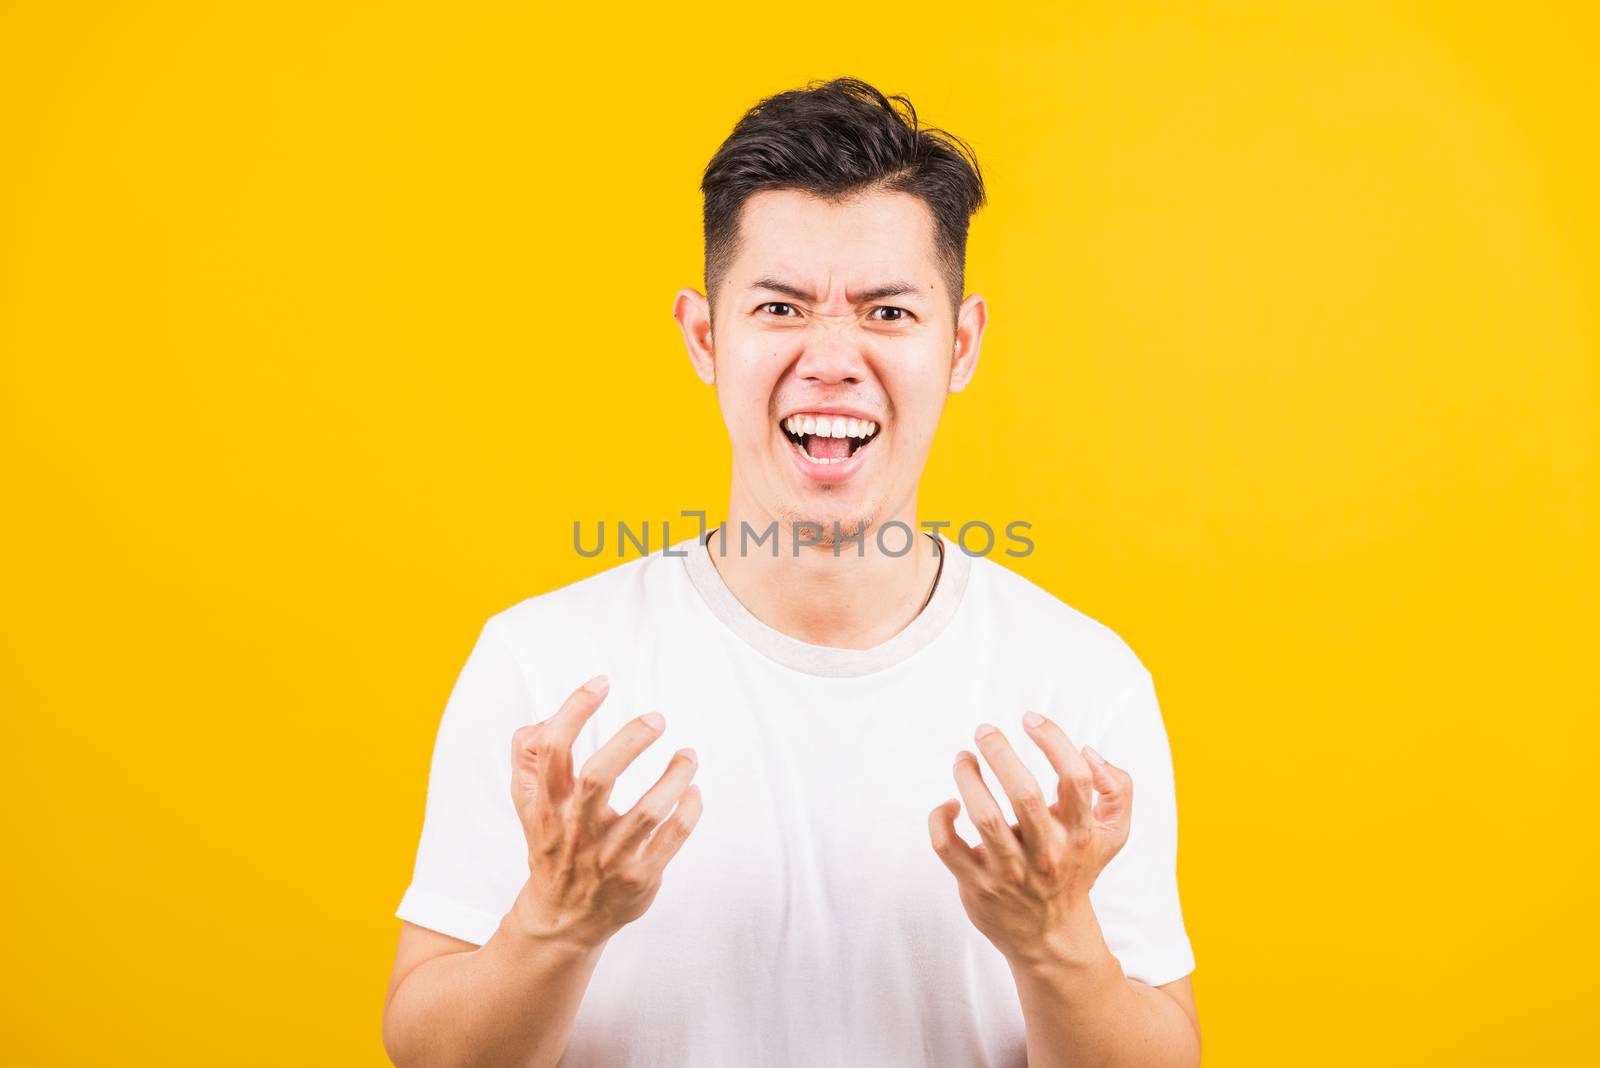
top-left (708, 497), bottom-right (943, 651)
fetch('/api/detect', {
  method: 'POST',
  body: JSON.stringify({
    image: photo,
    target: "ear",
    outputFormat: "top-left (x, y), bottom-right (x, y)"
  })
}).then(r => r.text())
top-left (948, 293), bottom-right (987, 394)
top-left (673, 287), bottom-right (716, 386)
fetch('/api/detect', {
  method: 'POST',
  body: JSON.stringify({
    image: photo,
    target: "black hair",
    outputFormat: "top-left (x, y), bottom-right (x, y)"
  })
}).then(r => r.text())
top-left (700, 77), bottom-right (986, 319)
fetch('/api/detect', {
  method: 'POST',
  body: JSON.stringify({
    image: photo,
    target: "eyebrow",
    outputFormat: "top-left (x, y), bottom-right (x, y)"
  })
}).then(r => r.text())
top-left (748, 277), bottom-right (925, 305)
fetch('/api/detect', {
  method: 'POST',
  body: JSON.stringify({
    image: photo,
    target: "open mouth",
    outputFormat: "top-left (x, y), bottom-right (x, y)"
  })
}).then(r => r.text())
top-left (778, 414), bottom-right (881, 465)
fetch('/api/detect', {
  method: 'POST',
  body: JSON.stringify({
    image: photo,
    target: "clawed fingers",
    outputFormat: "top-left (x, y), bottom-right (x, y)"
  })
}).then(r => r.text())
top-left (534, 675), bottom-right (613, 806)
top-left (638, 782), bottom-right (704, 872)
top-left (971, 723), bottom-right (1055, 854)
top-left (952, 750), bottom-right (1025, 867)
top-left (602, 746), bottom-right (700, 865)
top-left (1020, 711), bottom-right (1095, 825)
top-left (575, 711), bottom-right (667, 827)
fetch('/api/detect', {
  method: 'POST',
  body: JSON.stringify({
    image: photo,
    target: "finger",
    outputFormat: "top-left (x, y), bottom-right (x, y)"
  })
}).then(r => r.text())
top-left (972, 723), bottom-right (1055, 854)
top-left (952, 750), bottom-right (1025, 865)
top-left (927, 798), bottom-right (983, 881)
top-left (638, 783), bottom-right (704, 872)
top-left (1083, 745), bottom-right (1133, 835)
top-left (574, 711), bottom-right (666, 827)
top-left (1020, 711), bottom-right (1095, 826)
top-left (510, 719), bottom-right (548, 811)
top-left (600, 747), bottom-right (699, 865)
top-left (535, 675), bottom-right (611, 806)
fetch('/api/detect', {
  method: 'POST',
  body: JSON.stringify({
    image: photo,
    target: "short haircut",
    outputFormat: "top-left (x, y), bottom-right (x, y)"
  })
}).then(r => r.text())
top-left (699, 77), bottom-right (986, 320)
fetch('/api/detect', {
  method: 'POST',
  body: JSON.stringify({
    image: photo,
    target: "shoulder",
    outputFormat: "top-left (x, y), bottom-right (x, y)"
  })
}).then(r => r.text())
top-left (963, 551), bottom-right (1151, 693)
top-left (463, 545), bottom-right (700, 746)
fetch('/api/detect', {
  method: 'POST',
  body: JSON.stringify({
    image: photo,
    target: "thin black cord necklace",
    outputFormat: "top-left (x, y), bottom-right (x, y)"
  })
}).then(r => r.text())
top-left (916, 533), bottom-right (945, 615)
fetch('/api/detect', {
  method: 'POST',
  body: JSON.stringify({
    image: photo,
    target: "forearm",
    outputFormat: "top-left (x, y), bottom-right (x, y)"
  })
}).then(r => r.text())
top-left (383, 895), bottom-right (606, 1068)
top-left (1009, 907), bottom-right (1199, 1068)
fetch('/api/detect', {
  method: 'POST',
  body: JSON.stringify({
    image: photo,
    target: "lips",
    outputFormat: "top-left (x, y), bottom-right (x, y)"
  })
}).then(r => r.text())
top-left (777, 411), bottom-right (882, 484)
top-left (778, 412), bottom-right (880, 465)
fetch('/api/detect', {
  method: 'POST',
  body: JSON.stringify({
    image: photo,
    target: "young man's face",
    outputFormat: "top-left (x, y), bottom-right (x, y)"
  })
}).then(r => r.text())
top-left (675, 188), bottom-right (986, 546)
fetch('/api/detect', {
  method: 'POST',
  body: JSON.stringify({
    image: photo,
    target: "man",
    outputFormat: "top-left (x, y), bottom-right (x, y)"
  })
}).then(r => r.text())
top-left (383, 77), bottom-right (1201, 1067)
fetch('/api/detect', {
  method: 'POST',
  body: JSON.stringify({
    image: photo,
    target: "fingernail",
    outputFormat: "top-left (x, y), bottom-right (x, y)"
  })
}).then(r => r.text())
top-left (641, 711), bottom-right (665, 731)
top-left (1085, 745), bottom-right (1106, 765)
top-left (1023, 711), bottom-right (1044, 728)
top-left (954, 749), bottom-right (973, 767)
top-left (974, 722), bottom-right (998, 740)
top-left (678, 747), bottom-right (697, 763)
top-left (583, 674), bottom-right (610, 693)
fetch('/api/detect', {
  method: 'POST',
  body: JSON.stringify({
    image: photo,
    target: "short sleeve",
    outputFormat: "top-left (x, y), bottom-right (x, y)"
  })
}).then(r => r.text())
top-left (395, 615), bottom-right (535, 946)
top-left (1085, 668), bottom-right (1197, 986)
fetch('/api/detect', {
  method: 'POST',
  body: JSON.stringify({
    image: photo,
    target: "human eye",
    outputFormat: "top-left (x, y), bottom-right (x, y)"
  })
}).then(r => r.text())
top-left (758, 302), bottom-right (799, 317)
top-left (868, 305), bottom-right (913, 322)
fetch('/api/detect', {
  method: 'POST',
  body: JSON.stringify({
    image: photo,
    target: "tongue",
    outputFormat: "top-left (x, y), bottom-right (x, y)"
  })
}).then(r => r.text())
top-left (806, 434), bottom-right (851, 460)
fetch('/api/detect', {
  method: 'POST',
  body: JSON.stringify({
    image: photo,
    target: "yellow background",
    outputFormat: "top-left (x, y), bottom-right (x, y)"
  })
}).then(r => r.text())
top-left (3, 2), bottom-right (1595, 1063)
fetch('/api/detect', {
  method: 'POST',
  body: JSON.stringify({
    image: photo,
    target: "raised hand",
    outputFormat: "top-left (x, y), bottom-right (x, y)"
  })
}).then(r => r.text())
top-left (927, 711), bottom-right (1133, 967)
top-left (508, 675), bottom-right (702, 950)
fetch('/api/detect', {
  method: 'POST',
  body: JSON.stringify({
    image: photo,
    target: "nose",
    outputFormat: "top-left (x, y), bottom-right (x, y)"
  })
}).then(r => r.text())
top-left (792, 320), bottom-right (867, 385)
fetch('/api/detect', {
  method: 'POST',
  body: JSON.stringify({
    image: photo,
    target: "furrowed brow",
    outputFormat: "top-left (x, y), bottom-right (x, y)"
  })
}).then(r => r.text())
top-left (852, 281), bottom-right (923, 304)
top-left (748, 277), bottom-right (925, 305)
top-left (749, 278), bottom-right (815, 301)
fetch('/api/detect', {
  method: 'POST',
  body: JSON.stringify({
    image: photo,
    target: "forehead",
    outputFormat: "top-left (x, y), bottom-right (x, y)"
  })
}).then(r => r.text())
top-left (727, 188), bottom-right (943, 296)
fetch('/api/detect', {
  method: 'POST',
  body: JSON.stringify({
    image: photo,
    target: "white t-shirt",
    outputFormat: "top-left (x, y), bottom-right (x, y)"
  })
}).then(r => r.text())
top-left (396, 530), bottom-right (1195, 1067)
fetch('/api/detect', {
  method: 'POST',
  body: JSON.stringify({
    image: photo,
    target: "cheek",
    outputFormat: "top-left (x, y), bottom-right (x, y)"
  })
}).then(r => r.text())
top-left (715, 363), bottom-right (781, 441)
top-left (880, 373), bottom-right (945, 440)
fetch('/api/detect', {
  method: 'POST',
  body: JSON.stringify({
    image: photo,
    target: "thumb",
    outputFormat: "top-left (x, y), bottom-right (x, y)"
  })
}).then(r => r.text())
top-left (509, 719), bottom-right (547, 811)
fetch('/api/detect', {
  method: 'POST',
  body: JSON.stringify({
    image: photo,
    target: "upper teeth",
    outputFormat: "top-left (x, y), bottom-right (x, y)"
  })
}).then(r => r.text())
top-left (781, 415), bottom-right (878, 439)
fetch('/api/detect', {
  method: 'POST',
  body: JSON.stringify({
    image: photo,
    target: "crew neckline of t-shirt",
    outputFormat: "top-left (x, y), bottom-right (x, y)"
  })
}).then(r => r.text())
top-left (678, 525), bottom-right (973, 678)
